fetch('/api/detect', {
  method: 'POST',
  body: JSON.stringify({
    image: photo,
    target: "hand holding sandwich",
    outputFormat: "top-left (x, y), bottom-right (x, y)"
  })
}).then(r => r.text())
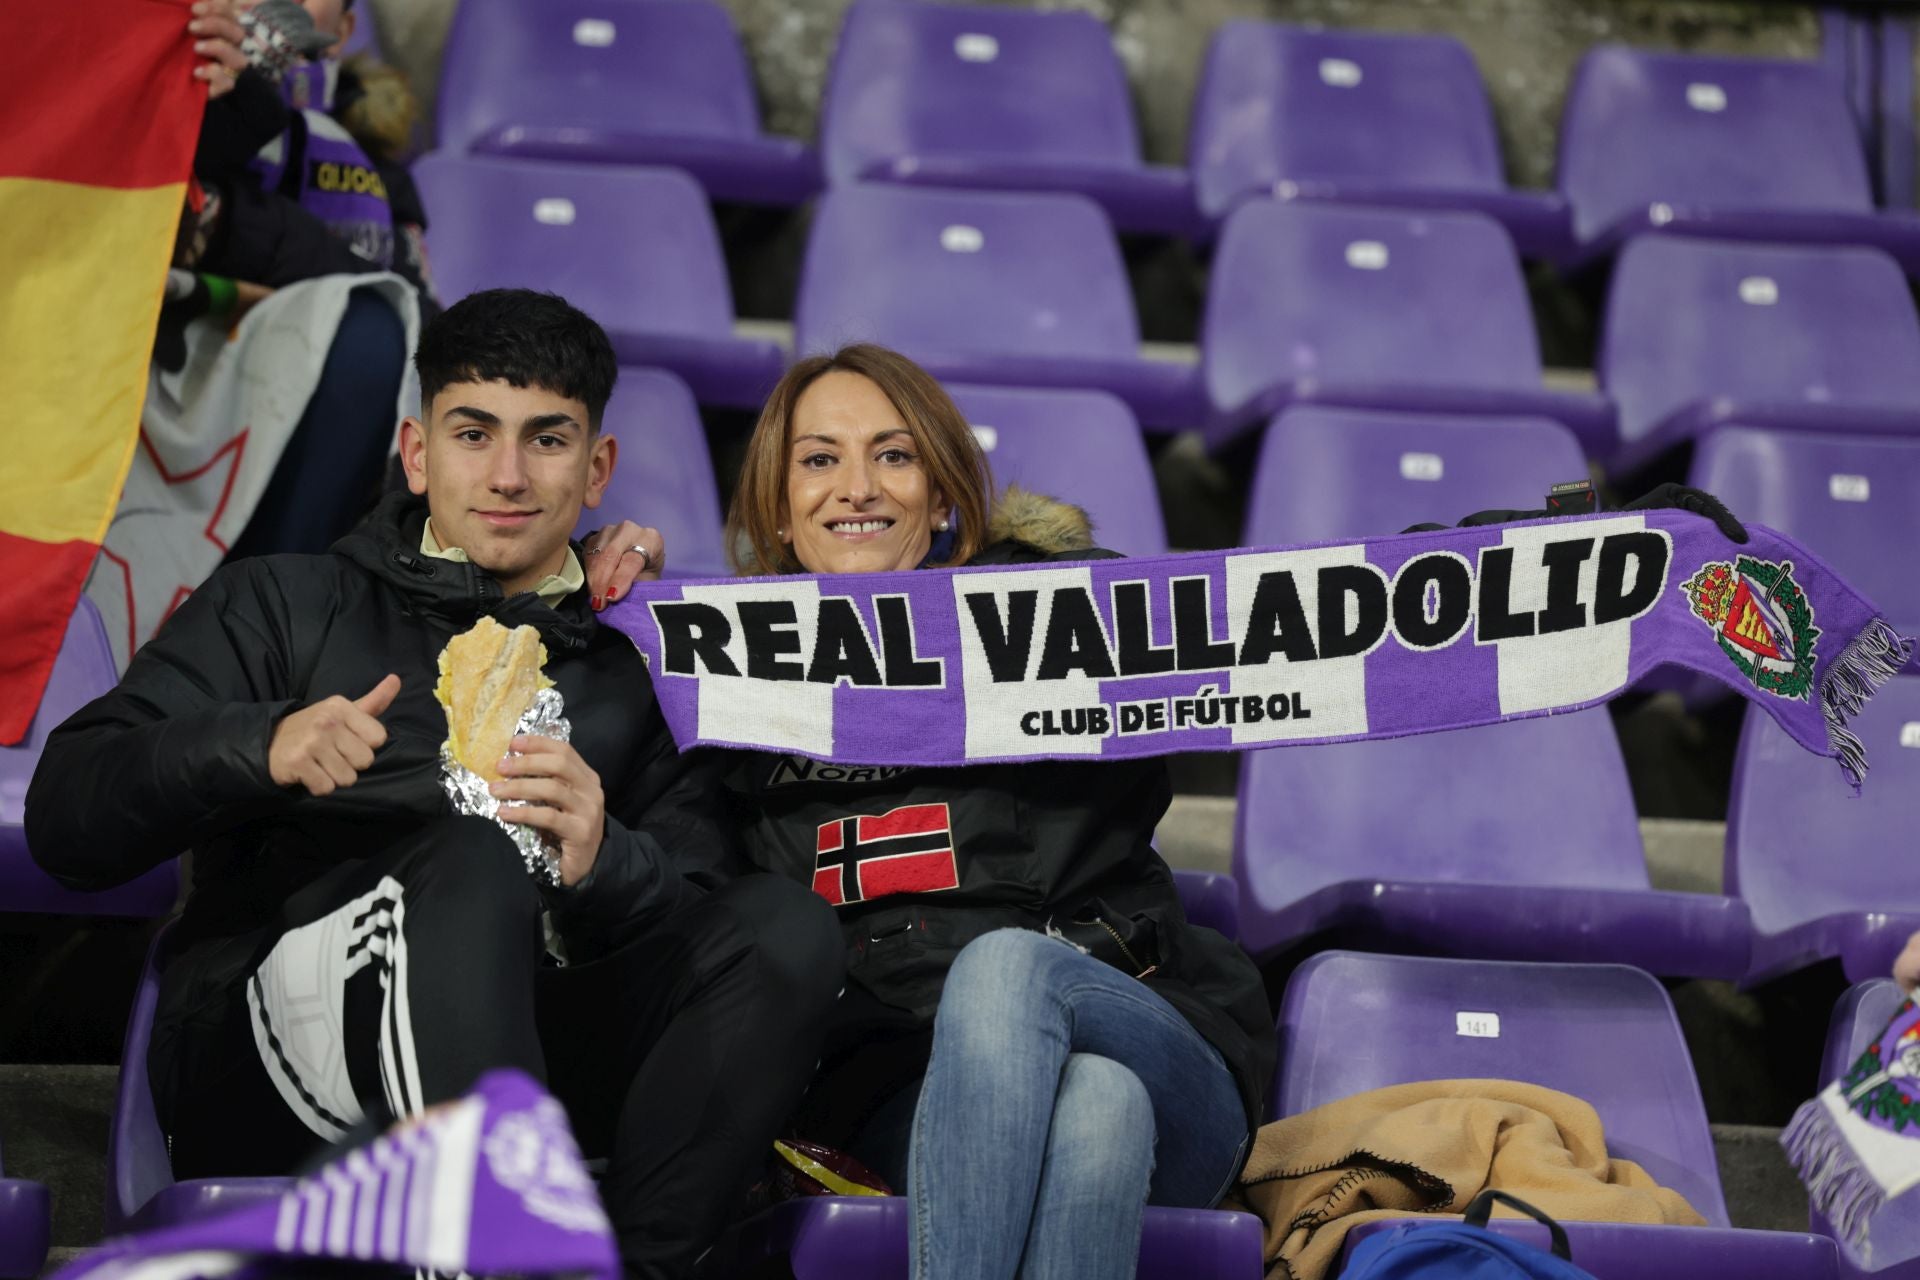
top-left (491, 738), bottom-right (605, 887)
top-left (269, 674), bottom-right (401, 796)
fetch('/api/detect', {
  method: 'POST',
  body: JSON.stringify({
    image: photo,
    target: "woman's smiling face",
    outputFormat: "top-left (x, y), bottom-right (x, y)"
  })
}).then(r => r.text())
top-left (784, 371), bottom-right (949, 575)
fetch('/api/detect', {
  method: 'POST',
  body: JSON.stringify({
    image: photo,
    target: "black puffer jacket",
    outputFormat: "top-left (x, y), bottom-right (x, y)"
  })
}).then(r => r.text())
top-left (26, 494), bottom-right (733, 1064)
top-left (726, 492), bottom-right (1277, 1132)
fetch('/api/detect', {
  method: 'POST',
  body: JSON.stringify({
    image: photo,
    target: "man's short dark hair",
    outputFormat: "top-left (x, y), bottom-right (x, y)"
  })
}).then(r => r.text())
top-left (414, 289), bottom-right (618, 431)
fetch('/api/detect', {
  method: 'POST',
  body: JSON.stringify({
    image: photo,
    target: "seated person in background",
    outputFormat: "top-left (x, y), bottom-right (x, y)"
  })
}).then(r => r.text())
top-left (184, 0), bottom-right (431, 297)
top-left (720, 344), bottom-right (1278, 1280)
top-left (27, 289), bottom-right (842, 1280)
top-left (174, 0), bottom-right (436, 558)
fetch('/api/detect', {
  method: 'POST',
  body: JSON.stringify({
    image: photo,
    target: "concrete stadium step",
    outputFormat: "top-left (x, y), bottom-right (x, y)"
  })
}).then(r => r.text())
top-left (0, 1064), bottom-right (114, 1257)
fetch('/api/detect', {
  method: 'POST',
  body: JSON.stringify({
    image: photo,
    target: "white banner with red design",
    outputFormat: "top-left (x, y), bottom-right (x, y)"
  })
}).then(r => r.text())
top-left (85, 274), bottom-right (417, 669)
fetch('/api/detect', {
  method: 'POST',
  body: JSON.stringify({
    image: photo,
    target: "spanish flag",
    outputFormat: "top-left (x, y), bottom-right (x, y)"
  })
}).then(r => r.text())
top-left (0, 0), bottom-right (204, 742)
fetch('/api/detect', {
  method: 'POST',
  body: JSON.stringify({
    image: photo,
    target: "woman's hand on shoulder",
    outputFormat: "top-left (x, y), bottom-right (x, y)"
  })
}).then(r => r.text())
top-left (581, 521), bottom-right (667, 610)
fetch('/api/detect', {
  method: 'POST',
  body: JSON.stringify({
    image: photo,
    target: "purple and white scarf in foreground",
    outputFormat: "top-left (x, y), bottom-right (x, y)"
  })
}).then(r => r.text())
top-left (1785, 996), bottom-right (1920, 1262)
top-left (608, 512), bottom-right (1912, 784)
top-left (54, 1071), bottom-right (616, 1280)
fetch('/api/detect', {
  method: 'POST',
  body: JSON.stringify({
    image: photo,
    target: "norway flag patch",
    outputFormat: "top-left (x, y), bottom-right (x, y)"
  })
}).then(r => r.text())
top-left (812, 803), bottom-right (959, 907)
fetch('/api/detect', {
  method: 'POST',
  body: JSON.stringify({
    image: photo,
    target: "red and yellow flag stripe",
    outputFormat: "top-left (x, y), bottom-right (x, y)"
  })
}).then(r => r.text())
top-left (0, 0), bottom-right (205, 742)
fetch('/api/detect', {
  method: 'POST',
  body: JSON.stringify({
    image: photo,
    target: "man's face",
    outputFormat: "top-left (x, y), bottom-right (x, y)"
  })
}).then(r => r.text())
top-left (399, 380), bottom-right (615, 597)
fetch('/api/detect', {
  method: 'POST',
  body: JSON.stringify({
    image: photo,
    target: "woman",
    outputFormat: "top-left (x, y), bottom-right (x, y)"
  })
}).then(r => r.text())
top-left (721, 344), bottom-right (1276, 1280)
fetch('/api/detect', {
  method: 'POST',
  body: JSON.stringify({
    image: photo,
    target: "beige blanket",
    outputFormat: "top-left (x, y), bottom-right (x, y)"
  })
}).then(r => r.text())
top-left (1224, 1079), bottom-right (1706, 1280)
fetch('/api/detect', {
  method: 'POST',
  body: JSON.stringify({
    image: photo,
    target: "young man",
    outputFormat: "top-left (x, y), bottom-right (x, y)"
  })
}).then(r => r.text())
top-left (27, 289), bottom-right (842, 1279)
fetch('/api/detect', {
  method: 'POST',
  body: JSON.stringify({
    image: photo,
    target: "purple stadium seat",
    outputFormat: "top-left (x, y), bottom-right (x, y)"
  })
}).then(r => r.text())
top-left (1189, 23), bottom-right (1571, 258)
top-left (1278, 953), bottom-right (1841, 1279)
top-left (821, 1), bottom-right (1199, 239)
top-left (795, 184), bottom-right (1201, 430)
top-left (1689, 428), bottom-right (1920, 665)
top-left (413, 153), bottom-right (786, 410)
top-left (1559, 46), bottom-right (1920, 273)
top-left (573, 368), bottom-right (728, 577)
top-left (1172, 868), bottom-right (1239, 943)
top-left (944, 383), bottom-right (1167, 557)
top-left (1243, 406), bottom-right (1588, 544)
top-left (1601, 237), bottom-right (1920, 474)
top-left (1727, 675), bottom-right (1920, 987)
top-left (1200, 201), bottom-right (1614, 453)
top-left (726, 1196), bottom-right (1264, 1280)
top-left (2, 595), bottom-right (177, 916)
top-left (437, 0), bottom-right (818, 206)
top-left (1233, 709), bottom-right (1751, 978)
top-left (0, 1143), bottom-right (48, 1280)
top-left (108, 923), bottom-right (292, 1233)
top-left (338, 8), bottom-right (380, 60)
top-left (1816, 980), bottom-right (1920, 1276)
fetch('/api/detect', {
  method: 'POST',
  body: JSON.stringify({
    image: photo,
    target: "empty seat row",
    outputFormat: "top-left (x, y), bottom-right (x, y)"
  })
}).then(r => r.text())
top-left (435, 0), bottom-right (1920, 274)
top-left (417, 150), bottom-right (1920, 469)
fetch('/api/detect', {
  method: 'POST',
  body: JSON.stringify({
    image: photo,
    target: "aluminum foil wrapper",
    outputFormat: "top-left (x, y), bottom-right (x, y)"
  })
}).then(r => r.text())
top-left (439, 686), bottom-right (571, 887)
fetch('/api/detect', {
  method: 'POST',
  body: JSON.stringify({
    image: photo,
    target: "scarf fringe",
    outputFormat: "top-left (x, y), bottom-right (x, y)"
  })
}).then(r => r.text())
top-left (1820, 618), bottom-right (1914, 791)
top-left (1784, 1095), bottom-right (1883, 1258)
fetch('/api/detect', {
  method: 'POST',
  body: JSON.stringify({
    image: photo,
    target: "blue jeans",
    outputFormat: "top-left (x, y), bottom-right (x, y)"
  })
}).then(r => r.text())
top-left (906, 928), bottom-right (1248, 1280)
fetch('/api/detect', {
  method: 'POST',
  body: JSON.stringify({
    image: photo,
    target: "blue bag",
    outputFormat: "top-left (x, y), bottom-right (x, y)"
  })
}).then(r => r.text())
top-left (1341, 1190), bottom-right (1600, 1279)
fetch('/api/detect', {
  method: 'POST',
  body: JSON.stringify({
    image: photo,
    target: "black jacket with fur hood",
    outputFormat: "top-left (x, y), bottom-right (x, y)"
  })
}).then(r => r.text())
top-left (726, 491), bottom-right (1277, 1134)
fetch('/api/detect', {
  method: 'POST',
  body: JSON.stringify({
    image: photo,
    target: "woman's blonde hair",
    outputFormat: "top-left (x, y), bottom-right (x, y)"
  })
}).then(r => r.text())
top-left (727, 344), bottom-right (993, 575)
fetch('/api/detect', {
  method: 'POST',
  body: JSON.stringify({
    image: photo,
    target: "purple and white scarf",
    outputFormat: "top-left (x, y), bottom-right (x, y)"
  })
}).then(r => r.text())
top-left (608, 512), bottom-right (1912, 784)
top-left (54, 1071), bottom-right (616, 1280)
top-left (1786, 997), bottom-right (1920, 1261)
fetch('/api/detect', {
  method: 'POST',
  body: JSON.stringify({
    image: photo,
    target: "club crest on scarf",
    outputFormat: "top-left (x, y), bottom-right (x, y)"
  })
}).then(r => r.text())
top-left (812, 802), bottom-right (958, 907)
top-left (483, 1095), bottom-right (609, 1235)
top-left (1841, 999), bottom-right (1920, 1134)
top-left (1680, 556), bottom-right (1821, 701)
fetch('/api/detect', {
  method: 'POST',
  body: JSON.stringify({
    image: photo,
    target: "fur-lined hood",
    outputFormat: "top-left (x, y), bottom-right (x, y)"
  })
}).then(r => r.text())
top-left (337, 54), bottom-right (417, 164)
top-left (984, 486), bottom-right (1096, 557)
top-left (731, 486), bottom-right (1096, 574)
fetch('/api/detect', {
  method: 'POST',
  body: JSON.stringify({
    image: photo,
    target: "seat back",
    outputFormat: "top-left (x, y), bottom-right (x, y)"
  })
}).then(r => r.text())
top-left (573, 368), bottom-right (727, 577)
top-left (1689, 427), bottom-right (1920, 640)
top-left (822, 0), bottom-right (1142, 185)
top-left (1277, 951), bottom-right (1731, 1226)
top-left (1727, 676), bottom-right (1920, 934)
top-left (1243, 407), bottom-right (1587, 545)
top-left (796, 184), bottom-right (1138, 363)
top-left (1171, 869), bottom-right (1240, 943)
top-left (1190, 23), bottom-right (1506, 220)
top-left (1, 596), bottom-right (176, 917)
top-left (414, 153), bottom-right (738, 341)
top-left (107, 923), bottom-right (175, 1233)
top-left (339, 8), bottom-right (380, 60)
top-left (1560, 46), bottom-right (1875, 243)
top-left (945, 383), bottom-right (1165, 557)
top-left (1235, 709), bottom-right (1650, 918)
top-left (1201, 202), bottom-right (1540, 417)
top-left (1601, 236), bottom-right (1920, 453)
top-left (438, 0), bottom-right (765, 154)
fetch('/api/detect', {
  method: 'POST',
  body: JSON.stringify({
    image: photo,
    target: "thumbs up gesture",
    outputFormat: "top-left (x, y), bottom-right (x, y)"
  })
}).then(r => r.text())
top-left (269, 674), bottom-right (402, 797)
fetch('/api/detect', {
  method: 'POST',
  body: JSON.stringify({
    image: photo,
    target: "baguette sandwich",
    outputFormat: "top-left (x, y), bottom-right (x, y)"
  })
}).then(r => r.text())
top-left (435, 617), bottom-right (552, 781)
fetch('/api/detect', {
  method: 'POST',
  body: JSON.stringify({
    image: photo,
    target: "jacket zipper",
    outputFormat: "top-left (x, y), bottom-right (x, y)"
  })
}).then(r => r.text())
top-left (1095, 917), bottom-right (1157, 979)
